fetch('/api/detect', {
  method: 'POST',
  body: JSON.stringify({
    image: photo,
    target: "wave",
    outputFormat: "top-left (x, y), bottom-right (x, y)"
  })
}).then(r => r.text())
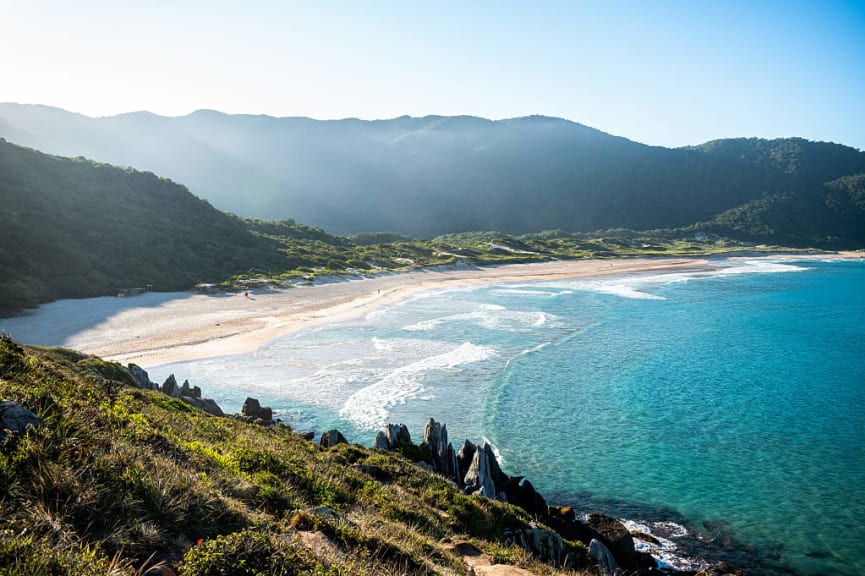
top-left (339, 342), bottom-right (496, 429)
top-left (402, 304), bottom-right (560, 332)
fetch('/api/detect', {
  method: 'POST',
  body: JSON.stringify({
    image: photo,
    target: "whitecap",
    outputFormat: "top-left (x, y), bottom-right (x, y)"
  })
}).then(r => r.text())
top-left (339, 342), bottom-right (496, 429)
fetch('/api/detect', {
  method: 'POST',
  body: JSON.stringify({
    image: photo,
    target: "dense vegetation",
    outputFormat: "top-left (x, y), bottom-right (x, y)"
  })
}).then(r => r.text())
top-left (1, 104), bottom-right (864, 243)
top-left (0, 335), bottom-right (591, 575)
top-left (0, 137), bottom-right (853, 316)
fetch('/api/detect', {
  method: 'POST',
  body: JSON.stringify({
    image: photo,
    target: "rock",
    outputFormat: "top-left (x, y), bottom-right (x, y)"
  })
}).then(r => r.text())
top-left (386, 423), bottom-right (412, 447)
top-left (373, 430), bottom-right (389, 450)
top-left (241, 397), bottom-right (272, 422)
top-left (319, 429), bottom-right (347, 448)
top-left (463, 442), bottom-right (496, 499)
top-left (502, 478), bottom-right (548, 518)
top-left (505, 525), bottom-right (565, 566)
top-left (589, 539), bottom-right (617, 576)
top-left (695, 562), bottom-right (744, 576)
top-left (306, 506), bottom-right (342, 521)
top-left (456, 438), bottom-right (477, 484)
top-left (482, 442), bottom-right (506, 489)
top-left (198, 398), bottom-right (224, 417)
top-left (127, 363), bottom-right (156, 389)
top-left (0, 400), bottom-right (42, 440)
top-left (420, 417), bottom-right (454, 478)
top-left (192, 386), bottom-right (202, 399)
top-left (300, 431), bottom-right (315, 441)
top-left (584, 513), bottom-right (637, 570)
top-left (162, 374), bottom-right (180, 397)
top-left (180, 379), bottom-right (192, 396)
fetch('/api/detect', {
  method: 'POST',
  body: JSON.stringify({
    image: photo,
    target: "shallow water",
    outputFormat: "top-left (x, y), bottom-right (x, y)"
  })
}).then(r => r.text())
top-left (147, 258), bottom-right (865, 575)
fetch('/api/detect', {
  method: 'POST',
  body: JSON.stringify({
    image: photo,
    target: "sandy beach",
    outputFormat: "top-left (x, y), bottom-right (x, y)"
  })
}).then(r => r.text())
top-left (1, 254), bottom-right (859, 368)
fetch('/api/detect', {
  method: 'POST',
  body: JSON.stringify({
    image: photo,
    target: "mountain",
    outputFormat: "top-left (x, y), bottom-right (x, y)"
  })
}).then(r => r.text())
top-left (0, 138), bottom-right (287, 312)
top-left (2, 104), bottom-right (863, 244)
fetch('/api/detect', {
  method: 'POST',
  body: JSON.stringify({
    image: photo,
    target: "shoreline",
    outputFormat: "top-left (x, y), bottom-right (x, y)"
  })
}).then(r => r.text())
top-left (2, 252), bottom-right (861, 369)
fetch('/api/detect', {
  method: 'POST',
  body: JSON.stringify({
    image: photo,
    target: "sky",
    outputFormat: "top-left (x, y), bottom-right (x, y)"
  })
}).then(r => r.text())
top-left (1, 0), bottom-right (864, 150)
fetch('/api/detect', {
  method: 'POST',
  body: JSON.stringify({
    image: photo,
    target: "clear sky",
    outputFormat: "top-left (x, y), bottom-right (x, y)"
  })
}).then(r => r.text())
top-left (1, 0), bottom-right (863, 149)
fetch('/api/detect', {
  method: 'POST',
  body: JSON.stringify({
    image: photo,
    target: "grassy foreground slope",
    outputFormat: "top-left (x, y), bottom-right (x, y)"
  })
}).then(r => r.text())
top-left (0, 335), bottom-right (591, 576)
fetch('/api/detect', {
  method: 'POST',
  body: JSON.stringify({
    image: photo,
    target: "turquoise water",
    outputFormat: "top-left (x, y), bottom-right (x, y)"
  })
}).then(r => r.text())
top-left (150, 258), bottom-right (865, 575)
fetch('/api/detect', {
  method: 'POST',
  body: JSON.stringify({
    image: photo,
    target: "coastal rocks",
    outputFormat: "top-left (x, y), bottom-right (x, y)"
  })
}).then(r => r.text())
top-left (241, 397), bottom-right (273, 423)
top-left (319, 429), bottom-right (348, 448)
top-left (420, 418), bottom-right (460, 481)
top-left (583, 513), bottom-right (637, 570)
top-left (127, 363), bottom-right (158, 390)
top-left (502, 477), bottom-right (548, 518)
top-left (464, 442), bottom-right (498, 499)
top-left (504, 525), bottom-right (566, 566)
top-left (162, 374), bottom-right (180, 397)
top-left (181, 396), bottom-right (225, 417)
top-left (0, 399), bottom-right (42, 440)
top-left (695, 562), bottom-right (743, 576)
top-left (589, 539), bottom-right (617, 576)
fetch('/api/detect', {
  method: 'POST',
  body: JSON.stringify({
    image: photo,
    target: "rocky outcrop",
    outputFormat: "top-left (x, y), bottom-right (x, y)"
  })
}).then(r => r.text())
top-left (695, 562), bottom-right (744, 576)
top-left (127, 363), bottom-right (158, 390)
top-left (241, 397), bottom-right (273, 423)
top-left (420, 418), bottom-right (459, 481)
top-left (589, 539), bottom-right (617, 576)
top-left (583, 513), bottom-right (637, 570)
top-left (319, 429), bottom-right (348, 448)
top-left (162, 374), bottom-right (180, 397)
top-left (505, 525), bottom-right (565, 566)
top-left (464, 442), bottom-right (497, 499)
top-left (0, 399), bottom-right (42, 440)
top-left (181, 395), bottom-right (225, 417)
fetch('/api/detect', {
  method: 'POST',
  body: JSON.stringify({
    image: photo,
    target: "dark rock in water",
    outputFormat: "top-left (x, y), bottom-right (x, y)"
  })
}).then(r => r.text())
top-left (695, 562), bottom-right (744, 576)
top-left (503, 477), bottom-right (548, 518)
top-left (463, 442), bottom-right (497, 499)
top-left (300, 431), bottom-right (315, 441)
top-left (505, 525), bottom-right (565, 566)
top-left (584, 513), bottom-right (637, 570)
top-left (127, 363), bottom-right (156, 389)
top-left (0, 400), bottom-right (42, 440)
top-left (588, 538), bottom-right (617, 576)
top-left (241, 397), bottom-right (273, 422)
top-left (319, 429), bottom-right (347, 448)
top-left (162, 374), bottom-right (179, 397)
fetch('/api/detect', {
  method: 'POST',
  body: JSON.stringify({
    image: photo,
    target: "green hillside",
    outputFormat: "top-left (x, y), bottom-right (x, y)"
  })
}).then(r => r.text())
top-left (0, 335), bottom-right (600, 575)
top-left (1, 105), bottom-right (864, 243)
top-left (0, 138), bottom-right (286, 311)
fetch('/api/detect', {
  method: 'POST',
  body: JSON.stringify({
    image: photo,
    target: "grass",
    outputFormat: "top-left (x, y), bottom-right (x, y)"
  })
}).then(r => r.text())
top-left (0, 334), bottom-right (594, 575)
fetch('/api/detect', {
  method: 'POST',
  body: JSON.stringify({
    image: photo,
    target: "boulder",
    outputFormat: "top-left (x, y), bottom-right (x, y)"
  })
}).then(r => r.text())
top-left (241, 397), bottom-right (273, 422)
top-left (463, 442), bottom-right (496, 499)
top-left (162, 374), bottom-right (180, 397)
top-left (192, 386), bottom-right (202, 399)
top-left (505, 525), bottom-right (565, 566)
top-left (588, 539), bottom-right (617, 576)
top-left (0, 400), bottom-right (42, 440)
top-left (386, 423), bottom-right (412, 447)
top-left (127, 364), bottom-right (156, 389)
top-left (319, 429), bottom-right (348, 448)
top-left (180, 379), bottom-right (192, 396)
top-left (179, 395), bottom-right (224, 417)
top-left (584, 513), bottom-right (637, 570)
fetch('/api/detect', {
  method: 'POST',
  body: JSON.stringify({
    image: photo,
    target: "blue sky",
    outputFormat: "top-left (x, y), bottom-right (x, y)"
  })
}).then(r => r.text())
top-left (1, 0), bottom-right (863, 149)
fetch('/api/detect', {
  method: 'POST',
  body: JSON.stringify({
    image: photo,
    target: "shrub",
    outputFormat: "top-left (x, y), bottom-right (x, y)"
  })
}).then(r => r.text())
top-left (179, 530), bottom-right (317, 576)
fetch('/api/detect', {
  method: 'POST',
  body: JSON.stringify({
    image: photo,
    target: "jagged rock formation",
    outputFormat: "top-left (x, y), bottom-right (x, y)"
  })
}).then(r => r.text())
top-left (0, 399), bottom-right (42, 440)
top-left (589, 538), bottom-right (617, 576)
top-left (127, 363), bottom-right (158, 390)
top-left (123, 367), bottom-right (224, 417)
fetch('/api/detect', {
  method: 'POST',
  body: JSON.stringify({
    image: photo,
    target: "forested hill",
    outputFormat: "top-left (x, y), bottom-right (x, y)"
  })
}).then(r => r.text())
top-left (0, 138), bottom-right (287, 311)
top-left (1, 104), bottom-right (864, 243)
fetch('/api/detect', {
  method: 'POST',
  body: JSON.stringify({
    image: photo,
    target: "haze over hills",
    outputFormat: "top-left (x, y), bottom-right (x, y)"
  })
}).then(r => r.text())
top-left (2, 103), bottom-right (864, 244)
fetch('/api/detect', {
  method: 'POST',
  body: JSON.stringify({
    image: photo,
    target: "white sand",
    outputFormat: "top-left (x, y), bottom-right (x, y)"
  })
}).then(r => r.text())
top-left (5, 253), bottom-right (860, 368)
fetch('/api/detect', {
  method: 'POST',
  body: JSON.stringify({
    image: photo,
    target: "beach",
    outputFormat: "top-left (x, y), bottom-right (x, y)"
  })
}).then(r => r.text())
top-left (1, 257), bottom-right (717, 368)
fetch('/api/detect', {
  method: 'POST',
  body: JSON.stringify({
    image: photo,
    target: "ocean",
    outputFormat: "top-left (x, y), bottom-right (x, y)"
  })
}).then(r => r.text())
top-left (145, 257), bottom-right (865, 575)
